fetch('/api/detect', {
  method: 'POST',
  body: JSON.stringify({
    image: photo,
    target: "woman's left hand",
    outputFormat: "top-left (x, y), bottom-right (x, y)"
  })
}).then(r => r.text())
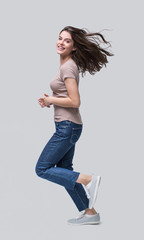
top-left (38, 94), bottom-right (52, 108)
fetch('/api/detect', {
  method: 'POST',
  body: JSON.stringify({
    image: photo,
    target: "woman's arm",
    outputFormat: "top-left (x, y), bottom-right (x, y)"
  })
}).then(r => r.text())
top-left (38, 78), bottom-right (81, 108)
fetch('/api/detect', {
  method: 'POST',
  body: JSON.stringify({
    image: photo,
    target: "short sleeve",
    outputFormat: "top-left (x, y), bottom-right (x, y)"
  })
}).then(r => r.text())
top-left (60, 66), bottom-right (77, 82)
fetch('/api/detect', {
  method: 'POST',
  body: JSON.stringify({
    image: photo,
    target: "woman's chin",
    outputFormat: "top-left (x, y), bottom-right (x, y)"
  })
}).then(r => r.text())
top-left (57, 50), bottom-right (63, 55)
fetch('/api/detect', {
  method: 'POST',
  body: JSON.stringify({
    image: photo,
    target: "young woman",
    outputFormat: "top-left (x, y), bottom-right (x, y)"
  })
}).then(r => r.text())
top-left (35, 26), bottom-right (113, 225)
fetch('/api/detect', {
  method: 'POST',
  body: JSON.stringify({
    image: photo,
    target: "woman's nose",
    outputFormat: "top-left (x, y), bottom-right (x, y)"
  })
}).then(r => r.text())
top-left (59, 40), bottom-right (64, 45)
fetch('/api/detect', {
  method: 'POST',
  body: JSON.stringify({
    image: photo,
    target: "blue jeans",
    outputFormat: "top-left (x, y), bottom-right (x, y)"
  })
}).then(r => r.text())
top-left (35, 120), bottom-right (89, 211)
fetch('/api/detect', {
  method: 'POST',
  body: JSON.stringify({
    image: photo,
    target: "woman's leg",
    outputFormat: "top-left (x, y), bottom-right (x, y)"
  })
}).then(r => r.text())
top-left (76, 174), bottom-right (92, 185)
top-left (56, 146), bottom-right (89, 211)
top-left (35, 121), bottom-right (83, 190)
top-left (35, 131), bottom-right (80, 190)
top-left (35, 121), bottom-right (98, 213)
top-left (56, 146), bottom-right (98, 214)
top-left (57, 145), bottom-right (97, 215)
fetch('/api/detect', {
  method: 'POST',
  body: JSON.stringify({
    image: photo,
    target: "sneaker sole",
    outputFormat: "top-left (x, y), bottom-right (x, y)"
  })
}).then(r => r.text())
top-left (67, 221), bottom-right (101, 226)
top-left (89, 176), bottom-right (101, 209)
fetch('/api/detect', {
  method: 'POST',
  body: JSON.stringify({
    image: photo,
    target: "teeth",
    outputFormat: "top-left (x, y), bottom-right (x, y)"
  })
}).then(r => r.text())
top-left (58, 46), bottom-right (64, 49)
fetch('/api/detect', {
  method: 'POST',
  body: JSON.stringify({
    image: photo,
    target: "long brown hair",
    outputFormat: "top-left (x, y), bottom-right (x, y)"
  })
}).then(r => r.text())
top-left (60, 26), bottom-right (114, 77)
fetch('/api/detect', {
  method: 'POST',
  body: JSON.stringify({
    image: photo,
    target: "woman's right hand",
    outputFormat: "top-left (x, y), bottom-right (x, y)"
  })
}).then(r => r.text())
top-left (44, 93), bottom-right (52, 108)
top-left (38, 93), bottom-right (52, 108)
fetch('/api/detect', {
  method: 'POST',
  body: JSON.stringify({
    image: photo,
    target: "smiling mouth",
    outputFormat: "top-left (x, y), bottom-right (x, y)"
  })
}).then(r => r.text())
top-left (58, 46), bottom-right (65, 51)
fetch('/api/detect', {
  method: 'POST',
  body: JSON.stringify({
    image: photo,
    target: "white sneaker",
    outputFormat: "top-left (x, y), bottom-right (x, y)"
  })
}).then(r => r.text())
top-left (86, 175), bottom-right (101, 209)
top-left (67, 212), bottom-right (100, 225)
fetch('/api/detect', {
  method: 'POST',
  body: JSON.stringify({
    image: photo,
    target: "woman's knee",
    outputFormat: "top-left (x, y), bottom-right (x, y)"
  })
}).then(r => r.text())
top-left (35, 162), bottom-right (47, 178)
top-left (35, 162), bottom-right (52, 178)
top-left (35, 164), bottom-right (42, 177)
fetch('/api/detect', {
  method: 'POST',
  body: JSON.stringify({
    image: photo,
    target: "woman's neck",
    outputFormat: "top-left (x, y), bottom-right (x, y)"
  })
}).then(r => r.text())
top-left (60, 56), bottom-right (72, 67)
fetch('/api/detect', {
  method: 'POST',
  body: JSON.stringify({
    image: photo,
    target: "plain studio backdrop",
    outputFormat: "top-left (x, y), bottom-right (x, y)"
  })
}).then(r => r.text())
top-left (0, 0), bottom-right (143, 239)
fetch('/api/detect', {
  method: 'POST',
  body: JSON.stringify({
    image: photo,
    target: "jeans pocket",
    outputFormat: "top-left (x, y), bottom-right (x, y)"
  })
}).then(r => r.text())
top-left (70, 127), bottom-right (82, 144)
top-left (56, 124), bottom-right (71, 138)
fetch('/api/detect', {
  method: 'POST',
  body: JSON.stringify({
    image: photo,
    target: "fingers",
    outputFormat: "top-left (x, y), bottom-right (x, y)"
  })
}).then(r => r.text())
top-left (38, 102), bottom-right (44, 107)
top-left (38, 98), bottom-right (44, 101)
top-left (38, 94), bottom-right (50, 108)
top-left (38, 100), bottom-right (51, 108)
top-left (44, 93), bottom-right (49, 97)
top-left (38, 99), bottom-right (45, 108)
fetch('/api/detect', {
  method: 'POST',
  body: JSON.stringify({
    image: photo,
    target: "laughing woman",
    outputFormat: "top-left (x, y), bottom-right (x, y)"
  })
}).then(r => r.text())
top-left (35, 26), bottom-right (113, 225)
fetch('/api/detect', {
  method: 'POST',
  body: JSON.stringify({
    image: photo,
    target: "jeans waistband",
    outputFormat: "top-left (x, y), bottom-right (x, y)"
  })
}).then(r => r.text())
top-left (55, 120), bottom-right (83, 128)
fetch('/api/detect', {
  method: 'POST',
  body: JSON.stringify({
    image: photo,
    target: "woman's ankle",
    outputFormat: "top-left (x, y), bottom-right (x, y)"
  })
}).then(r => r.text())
top-left (85, 208), bottom-right (97, 215)
top-left (76, 174), bottom-right (92, 186)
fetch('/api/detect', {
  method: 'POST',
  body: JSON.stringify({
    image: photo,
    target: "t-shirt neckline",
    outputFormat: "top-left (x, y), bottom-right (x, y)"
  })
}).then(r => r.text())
top-left (59, 58), bottom-right (73, 69)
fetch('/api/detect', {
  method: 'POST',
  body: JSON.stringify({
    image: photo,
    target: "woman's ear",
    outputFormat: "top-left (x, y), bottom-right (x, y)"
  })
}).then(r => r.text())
top-left (72, 47), bottom-right (77, 52)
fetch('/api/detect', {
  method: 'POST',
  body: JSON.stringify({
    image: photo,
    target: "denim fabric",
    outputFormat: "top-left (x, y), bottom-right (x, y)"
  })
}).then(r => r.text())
top-left (35, 120), bottom-right (89, 211)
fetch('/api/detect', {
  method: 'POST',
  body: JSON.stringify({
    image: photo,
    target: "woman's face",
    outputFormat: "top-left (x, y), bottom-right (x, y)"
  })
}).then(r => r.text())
top-left (56, 30), bottom-right (76, 57)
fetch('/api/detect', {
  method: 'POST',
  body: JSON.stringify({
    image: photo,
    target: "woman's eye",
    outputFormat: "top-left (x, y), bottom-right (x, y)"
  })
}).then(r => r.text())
top-left (58, 38), bottom-right (70, 43)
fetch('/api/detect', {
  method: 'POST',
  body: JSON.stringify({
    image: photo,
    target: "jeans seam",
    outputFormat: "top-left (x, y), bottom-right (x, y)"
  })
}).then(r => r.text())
top-left (74, 184), bottom-right (88, 210)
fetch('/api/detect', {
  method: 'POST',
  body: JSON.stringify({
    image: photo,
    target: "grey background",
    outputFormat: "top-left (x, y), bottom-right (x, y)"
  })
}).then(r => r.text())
top-left (0, 0), bottom-right (143, 239)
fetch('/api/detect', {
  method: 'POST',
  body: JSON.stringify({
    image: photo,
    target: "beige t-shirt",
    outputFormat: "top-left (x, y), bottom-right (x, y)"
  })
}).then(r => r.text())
top-left (50, 58), bottom-right (82, 124)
